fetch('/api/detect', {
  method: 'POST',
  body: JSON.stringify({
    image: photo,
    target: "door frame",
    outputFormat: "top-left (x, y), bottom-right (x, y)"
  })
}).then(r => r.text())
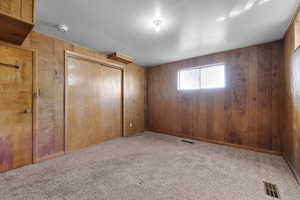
top-left (64, 51), bottom-right (124, 152)
top-left (0, 42), bottom-right (37, 166)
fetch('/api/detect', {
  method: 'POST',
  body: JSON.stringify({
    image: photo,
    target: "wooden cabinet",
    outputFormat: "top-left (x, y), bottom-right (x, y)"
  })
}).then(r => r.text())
top-left (0, 0), bottom-right (35, 22)
top-left (0, 0), bottom-right (35, 45)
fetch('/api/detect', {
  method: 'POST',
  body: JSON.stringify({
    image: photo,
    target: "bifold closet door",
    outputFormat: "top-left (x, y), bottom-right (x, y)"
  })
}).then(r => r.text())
top-left (0, 45), bottom-right (33, 172)
top-left (65, 54), bottom-right (122, 152)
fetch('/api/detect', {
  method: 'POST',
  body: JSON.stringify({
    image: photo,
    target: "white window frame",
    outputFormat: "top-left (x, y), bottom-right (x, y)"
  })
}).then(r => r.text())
top-left (177, 63), bottom-right (226, 90)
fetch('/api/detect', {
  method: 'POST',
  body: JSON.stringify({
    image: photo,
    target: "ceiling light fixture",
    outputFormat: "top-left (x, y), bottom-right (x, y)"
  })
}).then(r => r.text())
top-left (57, 24), bottom-right (69, 32)
top-left (259, 0), bottom-right (271, 5)
top-left (216, 17), bottom-right (226, 22)
top-left (244, 0), bottom-right (257, 10)
top-left (153, 19), bottom-right (162, 32)
top-left (229, 10), bottom-right (242, 17)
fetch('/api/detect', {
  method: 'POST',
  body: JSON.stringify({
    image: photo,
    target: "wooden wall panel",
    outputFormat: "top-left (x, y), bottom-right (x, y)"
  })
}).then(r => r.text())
top-left (30, 33), bottom-right (57, 159)
top-left (282, 8), bottom-right (300, 183)
top-left (147, 41), bottom-right (283, 154)
top-left (124, 63), bottom-right (145, 136)
top-left (0, 31), bottom-right (145, 162)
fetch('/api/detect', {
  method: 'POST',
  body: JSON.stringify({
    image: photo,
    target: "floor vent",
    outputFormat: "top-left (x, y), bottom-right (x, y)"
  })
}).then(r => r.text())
top-left (264, 181), bottom-right (280, 199)
top-left (181, 140), bottom-right (195, 144)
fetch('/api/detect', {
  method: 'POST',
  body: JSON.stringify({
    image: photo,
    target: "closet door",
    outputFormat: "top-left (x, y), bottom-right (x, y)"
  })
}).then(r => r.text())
top-left (0, 45), bottom-right (33, 172)
top-left (65, 53), bottom-right (122, 152)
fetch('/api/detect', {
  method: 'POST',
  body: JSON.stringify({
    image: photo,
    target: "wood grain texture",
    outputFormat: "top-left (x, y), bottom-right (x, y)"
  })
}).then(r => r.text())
top-left (282, 8), bottom-right (300, 183)
top-left (0, 45), bottom-right (33, 172)
top-left (108, 53), bottom-right (133, 64)
top-left (147, 41), bottom-right (283, 154)
top-left (124, 63), bottom-right (145, 136)
top-left (0, 0), bottom-right (34, 44)
top-left (27, 32), bottom-right (124, 161)
top-left (5, 31), bottom-right (143, 162)
top-left (7, 32), bottom-right (123, 161)
top-left (65, 53), bottom-right (122, 152)
top-left (0, 0), bottom-right (34, 22)
top-left (0, 11), bottom-right (33, 45)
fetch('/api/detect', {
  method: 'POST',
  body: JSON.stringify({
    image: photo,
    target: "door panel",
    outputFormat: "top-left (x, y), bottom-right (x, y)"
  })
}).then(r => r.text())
top-left (0, 45), bottom-right (33, 172)
top-left (66, 55), bottom-right (122, 152)
top-left (0, 0), bottom-right (34, 23)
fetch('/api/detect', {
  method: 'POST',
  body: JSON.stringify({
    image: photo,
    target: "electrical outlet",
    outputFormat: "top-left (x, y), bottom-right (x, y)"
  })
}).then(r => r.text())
top-left (129, 122), bottom-right (133, 128)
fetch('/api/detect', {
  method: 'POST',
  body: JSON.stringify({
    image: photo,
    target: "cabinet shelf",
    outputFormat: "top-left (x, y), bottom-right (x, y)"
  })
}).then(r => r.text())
top-left (0, 11), bottom-right (34, 45)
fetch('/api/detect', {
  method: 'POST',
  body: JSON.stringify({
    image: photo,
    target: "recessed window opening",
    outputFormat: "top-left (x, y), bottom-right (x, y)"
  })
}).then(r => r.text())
top-left (178, 64), bottom-right (225, 90)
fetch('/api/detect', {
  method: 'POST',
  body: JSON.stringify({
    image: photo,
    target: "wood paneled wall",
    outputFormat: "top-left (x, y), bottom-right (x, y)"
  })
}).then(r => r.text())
top-left (124, 63), bottom-right (146, 136)
top-left (282, 8), bottom-right (300, 183)
top-left (147, 41), bottom-right (283, 154)
top-left (0, 31), bottom-right (145, 162)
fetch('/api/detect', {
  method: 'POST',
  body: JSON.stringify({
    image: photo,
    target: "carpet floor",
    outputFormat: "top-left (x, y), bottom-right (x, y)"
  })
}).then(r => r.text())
top-left (0, 132), bottom-right (299, 200)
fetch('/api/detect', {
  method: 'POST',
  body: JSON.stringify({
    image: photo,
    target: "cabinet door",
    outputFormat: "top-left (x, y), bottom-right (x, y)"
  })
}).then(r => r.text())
top-left (0, 45), bottom-right (33, 172)
top-left (0, 0), bottom-right (34, 23)
top-left (65, 54), bottom-right (122, 152)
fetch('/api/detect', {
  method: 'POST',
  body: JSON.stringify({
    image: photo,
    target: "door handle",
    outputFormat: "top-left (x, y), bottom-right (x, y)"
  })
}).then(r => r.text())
top-left (0, 62), bottom-right (19, 69)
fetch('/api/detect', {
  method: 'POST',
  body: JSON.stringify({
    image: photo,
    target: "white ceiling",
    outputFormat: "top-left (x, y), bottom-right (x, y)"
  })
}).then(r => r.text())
top-left (35, 0), bottom-right (300, 66)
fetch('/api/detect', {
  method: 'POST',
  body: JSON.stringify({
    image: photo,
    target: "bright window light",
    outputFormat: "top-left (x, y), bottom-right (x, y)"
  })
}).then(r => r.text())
top-left (216, 17), bottom-right (226, 22)
top-left (178, 68), bottom-right (201, 90)
top-left (200, 65), bottom-right (225, 89)
top-left (178, 64), bottom-right (225, 90)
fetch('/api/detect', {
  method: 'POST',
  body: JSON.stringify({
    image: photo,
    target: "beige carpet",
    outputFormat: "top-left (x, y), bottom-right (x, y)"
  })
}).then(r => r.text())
top-left (0, 132), bottom-right (299, 200)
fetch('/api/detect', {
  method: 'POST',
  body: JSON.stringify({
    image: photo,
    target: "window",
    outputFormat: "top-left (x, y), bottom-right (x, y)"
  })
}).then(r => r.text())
top-left (178, 64), bottom-right (225, 90)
